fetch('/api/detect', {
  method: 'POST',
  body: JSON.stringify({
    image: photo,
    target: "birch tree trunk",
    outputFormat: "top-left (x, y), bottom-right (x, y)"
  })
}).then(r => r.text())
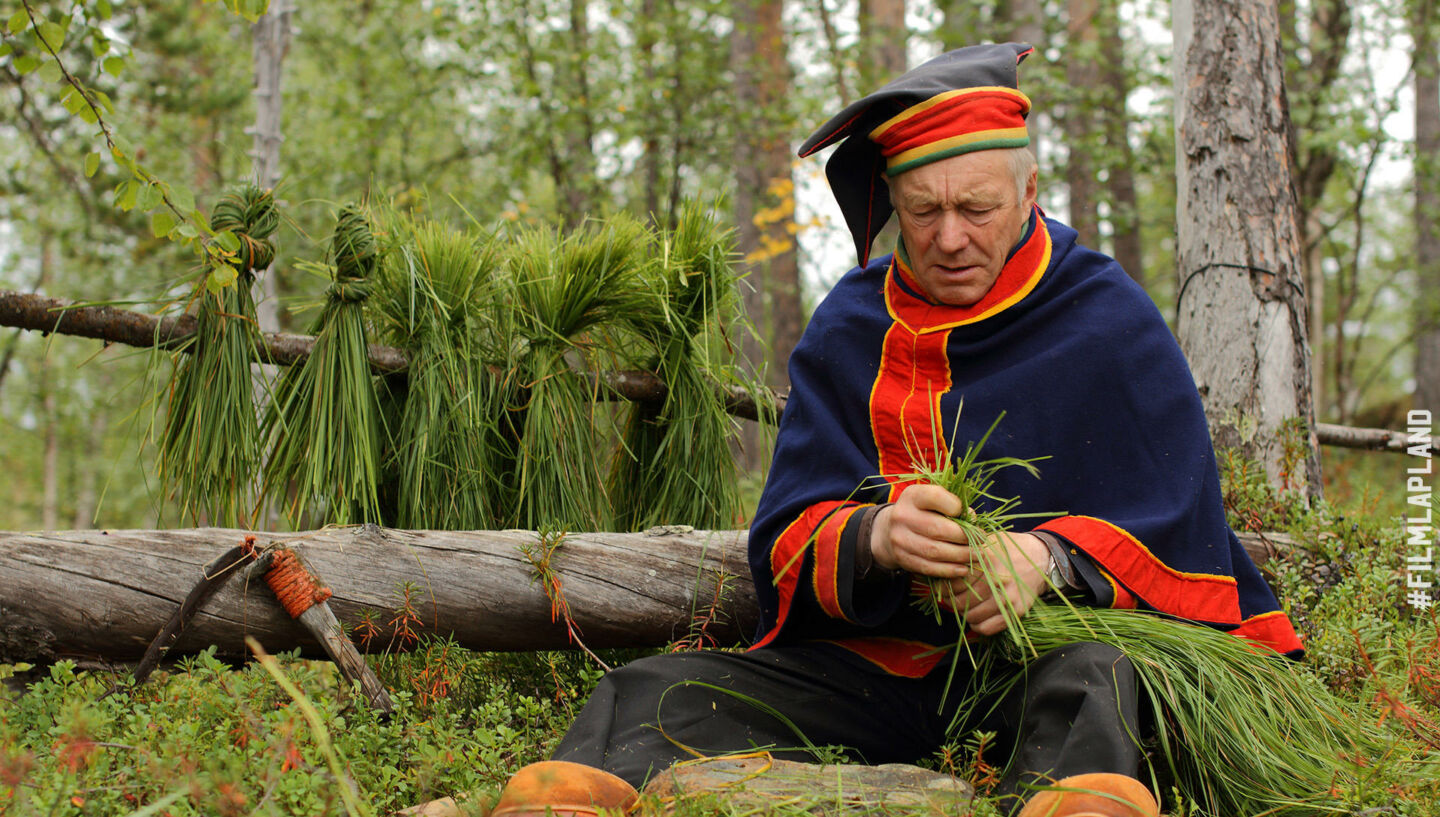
top-left (859, 0), bottom-right (908, 91)
top-left (1172, 0), bottom-right (1321, 498)
top-left (250, 0), bottom-right (293, 334)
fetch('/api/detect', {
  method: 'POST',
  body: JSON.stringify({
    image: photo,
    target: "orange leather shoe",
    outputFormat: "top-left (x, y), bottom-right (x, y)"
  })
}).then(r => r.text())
top-left (491, 761), bottom-right (640, 817)
top-left (1016, 773), bottom-right (1159, 817)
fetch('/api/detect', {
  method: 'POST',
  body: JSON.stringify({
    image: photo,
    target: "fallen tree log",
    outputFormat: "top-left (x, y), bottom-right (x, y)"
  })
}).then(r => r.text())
top-left (0, 525), bottom-right (757, 665)
top-left (0, 526), bottom-right (1292, 667)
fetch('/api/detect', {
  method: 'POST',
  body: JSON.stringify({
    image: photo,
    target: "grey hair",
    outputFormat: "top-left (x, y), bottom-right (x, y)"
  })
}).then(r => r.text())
top-left (1004, 146), bottom-right (1038, 202)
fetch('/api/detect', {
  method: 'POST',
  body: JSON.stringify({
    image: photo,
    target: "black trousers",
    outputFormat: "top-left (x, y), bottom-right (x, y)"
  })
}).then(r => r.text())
top-left (552, 640), bottom-right (1141, 806)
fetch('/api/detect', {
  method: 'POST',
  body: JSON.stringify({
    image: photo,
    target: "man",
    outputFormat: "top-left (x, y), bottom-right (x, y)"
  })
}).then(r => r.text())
top-left (492, 43), bottom-right (1302, 817)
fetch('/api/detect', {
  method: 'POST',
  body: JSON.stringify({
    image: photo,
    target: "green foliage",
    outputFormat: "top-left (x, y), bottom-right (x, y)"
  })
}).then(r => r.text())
top-left (0, 645), bottom-right (597, 816)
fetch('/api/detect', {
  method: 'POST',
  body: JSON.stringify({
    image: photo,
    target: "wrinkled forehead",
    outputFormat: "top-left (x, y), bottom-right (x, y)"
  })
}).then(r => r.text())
top-left (887, 151), bottom-right (1016, 206)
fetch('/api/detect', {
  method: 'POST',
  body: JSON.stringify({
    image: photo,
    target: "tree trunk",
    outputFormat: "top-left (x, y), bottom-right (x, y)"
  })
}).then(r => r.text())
top-left (859, 0), bottom-right (908, 254)
top-left (71, 408), bottom-right (106, 529)
top-left (250, 0), bottom-right (293, 335)
top-left (1415, 0), bottom-right (1440, 417)
top-left (639, 0), bottom-right (663, 223)
top-left (38, 235), bottom-right (58, 532)
top-left (1064, 0), bottom-right (1099, 246)
top-left (0, 527), bottom-right (757, 665)
top-left (732, 0), bottom-right (799, 468)
top-left (564, 0), bottom-right (600, 221)
top-left (39, 363), bottom-right (58, 532)
top-left (1285, 0), bottom-right (1351, 421)
top-left (1006, 0), bottom-right (1046, 164)
top-left (1172, 0), bottom-right (1321, 498)
top-left (1099, 0), bottom-right (1143, 285)
top-left (859, 0), bottom-right (907, 91)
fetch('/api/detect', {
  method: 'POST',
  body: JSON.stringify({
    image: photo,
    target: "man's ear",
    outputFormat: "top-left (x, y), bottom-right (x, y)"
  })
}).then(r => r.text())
top-left (1023, 168), bottom-right (1038, 209)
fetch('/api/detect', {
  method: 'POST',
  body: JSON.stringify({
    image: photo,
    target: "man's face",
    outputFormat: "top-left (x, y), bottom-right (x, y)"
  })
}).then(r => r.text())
top-left (887, 150), bottom-right (1037, 306)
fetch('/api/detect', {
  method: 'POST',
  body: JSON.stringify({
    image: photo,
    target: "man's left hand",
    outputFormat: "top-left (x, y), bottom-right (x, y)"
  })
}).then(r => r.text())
top-left (943, 531), bottom-right (1051, 636)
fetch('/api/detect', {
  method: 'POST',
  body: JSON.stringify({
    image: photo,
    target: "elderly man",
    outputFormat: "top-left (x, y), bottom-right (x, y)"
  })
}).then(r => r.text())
top-left (491, 43), bottom-right (1302, 817)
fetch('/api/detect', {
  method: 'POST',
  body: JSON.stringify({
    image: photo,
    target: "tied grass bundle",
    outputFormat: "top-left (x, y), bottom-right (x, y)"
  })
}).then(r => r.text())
top-left (508, 215), bottom-right (660, 531)
top-left (158, 184), bottom-right (278, 526)
top-left (609, 202), bottom-right (746, 531)
top-left (914, 412), bottom-right (1418, 814)
top-left (375, 218), bottom-right (509, 530)
top-left (261, 205), bottom-right (385, 526)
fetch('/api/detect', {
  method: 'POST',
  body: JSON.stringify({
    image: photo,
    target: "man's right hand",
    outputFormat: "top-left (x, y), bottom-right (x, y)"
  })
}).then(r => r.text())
top-left (869, 484), bottom-right (974, 578)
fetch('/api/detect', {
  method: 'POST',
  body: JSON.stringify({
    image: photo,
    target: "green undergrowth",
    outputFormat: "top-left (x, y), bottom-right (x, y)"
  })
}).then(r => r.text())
top-left (0, 645), bottom-right (626, 817)
top-left (4, 448), bottom-right (1440, 816)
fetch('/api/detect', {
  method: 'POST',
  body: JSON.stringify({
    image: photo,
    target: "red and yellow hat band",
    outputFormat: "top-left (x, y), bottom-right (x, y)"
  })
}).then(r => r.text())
top-left (868, 86), bottom-right (1031, 177)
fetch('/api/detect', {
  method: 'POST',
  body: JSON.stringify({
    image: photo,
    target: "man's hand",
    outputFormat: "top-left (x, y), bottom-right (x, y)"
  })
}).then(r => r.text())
top-left (870, 487), bottom-right (1053, 635)
top-left (870, 484), bottom-right (973, 577)
top-left (944, 531), bottom-right (1050, 636)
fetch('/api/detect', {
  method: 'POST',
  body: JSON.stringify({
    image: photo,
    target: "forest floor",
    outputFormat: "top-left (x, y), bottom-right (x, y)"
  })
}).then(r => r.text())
top-left (1, 451), bottom-right (1438, 817)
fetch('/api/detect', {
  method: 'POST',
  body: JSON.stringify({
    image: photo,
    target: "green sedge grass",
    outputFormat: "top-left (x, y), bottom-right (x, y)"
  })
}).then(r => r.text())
top-left (372, 217), bottom-right (510, 530)
top-left (157, 280), bottom-right (264, 528)
top-left (903, 410), bottom-right (1428, 815)
top-left (261, 205), bottom-right (387, 527)
top-left (506, 216), bottom-right (660, 531)
top-left (610, 201), bottom-right (746, 531)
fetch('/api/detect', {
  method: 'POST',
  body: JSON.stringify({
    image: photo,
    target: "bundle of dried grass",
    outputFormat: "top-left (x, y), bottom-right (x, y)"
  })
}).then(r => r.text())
top-left (157, 184), bottom-right (278, 526)
top-left (609, 202), bottom-right (750, 531)
top-left (261, 205), bottom-right (386, 526)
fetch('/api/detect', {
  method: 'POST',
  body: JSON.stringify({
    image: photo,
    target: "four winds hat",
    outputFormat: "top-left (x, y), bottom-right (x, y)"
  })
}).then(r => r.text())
top-left (798, 42), bottom-right (1034, 267)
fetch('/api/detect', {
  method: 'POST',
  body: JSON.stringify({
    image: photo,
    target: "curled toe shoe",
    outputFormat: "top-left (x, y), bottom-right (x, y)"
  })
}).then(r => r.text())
top-left (1016, 773), bottom-right (1160, 817)
top-left (491, 761), bottom-right (639, 817)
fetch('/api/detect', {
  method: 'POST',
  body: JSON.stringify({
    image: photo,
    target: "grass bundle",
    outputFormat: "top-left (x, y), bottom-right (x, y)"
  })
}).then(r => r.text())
top-left (261, 205), bottom-right (386, 526)
top-left (609, 202), bottom-right (746, 531)
top-left (998, 603), bottom-right (1403, 815)
top-left (157, 184), bottom-right (278, 526)
top-left (506, 215), bottom-right (660, 531)
top-left (912, 413), bottom-right (1421, 814)
top-left (373, 218), bottom-right (509, 530)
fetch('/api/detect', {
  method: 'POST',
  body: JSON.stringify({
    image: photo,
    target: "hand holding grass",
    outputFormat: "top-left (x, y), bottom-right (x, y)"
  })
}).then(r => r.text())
top-left (870, 483), bottom-right (1053, 635)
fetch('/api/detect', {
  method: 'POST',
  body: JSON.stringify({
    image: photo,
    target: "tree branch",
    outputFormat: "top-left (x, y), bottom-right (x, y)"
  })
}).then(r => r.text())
top-left (0, 288), bottom-right (777, 422)
top-left (5, 289), bottom-right (1430, 449)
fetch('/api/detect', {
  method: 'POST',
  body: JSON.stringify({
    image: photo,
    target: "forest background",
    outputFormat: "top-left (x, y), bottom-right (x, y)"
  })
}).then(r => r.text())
top-left (0, 0), bottom-right (1434, 530)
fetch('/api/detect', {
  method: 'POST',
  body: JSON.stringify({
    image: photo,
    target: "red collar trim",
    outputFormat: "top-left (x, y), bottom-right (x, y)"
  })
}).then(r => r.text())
top-left (885, 210), bottom-right (1051, 334)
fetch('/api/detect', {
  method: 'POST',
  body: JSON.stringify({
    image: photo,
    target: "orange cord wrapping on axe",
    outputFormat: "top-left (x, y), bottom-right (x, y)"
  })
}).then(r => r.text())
top-left (263, 549), bottom-right (333, 618)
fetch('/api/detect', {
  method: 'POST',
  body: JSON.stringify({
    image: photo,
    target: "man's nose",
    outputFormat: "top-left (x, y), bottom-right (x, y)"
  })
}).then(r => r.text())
top-left (934, 211), bottom-right (970, 252)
